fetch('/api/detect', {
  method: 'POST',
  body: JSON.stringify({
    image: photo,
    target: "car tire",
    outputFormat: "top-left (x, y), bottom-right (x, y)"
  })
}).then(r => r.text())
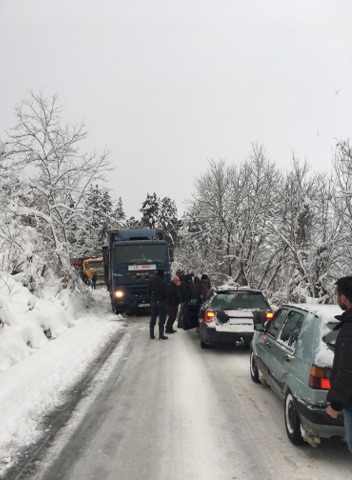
top-left (200, 333), bottom-right (209, 349)
top-left (284, 390), bottom-right (305, 445)
top-left (250, 349), bottom-right (260, 383)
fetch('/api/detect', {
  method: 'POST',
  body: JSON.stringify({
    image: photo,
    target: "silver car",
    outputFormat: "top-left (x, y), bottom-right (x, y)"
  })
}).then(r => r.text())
top-left (198, 287), bottom-right (272, 348)
top-left (250, 304), bottom-right (345, 446)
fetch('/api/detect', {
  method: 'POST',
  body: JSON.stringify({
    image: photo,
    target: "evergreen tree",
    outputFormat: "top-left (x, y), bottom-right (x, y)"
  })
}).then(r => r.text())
top-left (140, 193), bottom-right (159, 228)
top-left (140, 193), bottom-right (181, 248)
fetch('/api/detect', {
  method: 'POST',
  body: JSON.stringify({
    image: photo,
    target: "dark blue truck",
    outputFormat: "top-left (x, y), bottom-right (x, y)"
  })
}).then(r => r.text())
top-left (103, 229), bottom-right (173, 314)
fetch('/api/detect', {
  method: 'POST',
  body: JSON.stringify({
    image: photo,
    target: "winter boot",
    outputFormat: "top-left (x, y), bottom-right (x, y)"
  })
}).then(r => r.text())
top-left (150, 325), bottom-right (155, 339)
top-left (159, 326), bottom-right (168, 340)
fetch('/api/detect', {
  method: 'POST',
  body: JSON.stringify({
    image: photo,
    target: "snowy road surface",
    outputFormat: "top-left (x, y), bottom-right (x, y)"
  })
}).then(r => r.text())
top-left (26, 318), bottom-right (352, 480)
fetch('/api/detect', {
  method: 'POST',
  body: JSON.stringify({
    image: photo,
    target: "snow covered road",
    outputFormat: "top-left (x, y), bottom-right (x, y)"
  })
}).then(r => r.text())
top-left (23, 318), bottom-right (352, 480)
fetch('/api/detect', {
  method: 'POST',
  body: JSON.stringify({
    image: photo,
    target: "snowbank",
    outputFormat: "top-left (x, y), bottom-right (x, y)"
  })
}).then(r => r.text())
top-left (0, 272), bottom-right (123, 476)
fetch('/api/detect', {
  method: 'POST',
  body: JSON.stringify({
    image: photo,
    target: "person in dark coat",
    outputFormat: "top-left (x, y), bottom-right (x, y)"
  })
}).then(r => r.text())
top-left (199, 274), bottom-right (211, 300)
top-left (182, 274), bottom-right (201, 330)
top-left (326, 276), bottom-right (352, 452)
top-left (165, 275), bottom-right (181, 333)
top-left (148, 269), bottom-right (168, 340)
top-left (176, 269), bottom-right (187, 328)
top-left (91, 272), bottom-right (98, 290)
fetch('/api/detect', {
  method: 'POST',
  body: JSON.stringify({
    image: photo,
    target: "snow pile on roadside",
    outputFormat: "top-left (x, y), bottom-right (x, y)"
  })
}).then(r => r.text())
top-left (0, 272), bottom-right (123, 476)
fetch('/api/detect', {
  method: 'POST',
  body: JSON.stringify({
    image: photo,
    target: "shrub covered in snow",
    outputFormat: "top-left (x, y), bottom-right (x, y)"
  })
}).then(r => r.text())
top-left (0, 272), bottom-right (91, 372)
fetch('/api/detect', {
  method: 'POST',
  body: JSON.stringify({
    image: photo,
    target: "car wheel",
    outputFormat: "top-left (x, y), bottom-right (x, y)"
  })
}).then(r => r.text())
top-left (200, 333), bottom-right (209, 349)
top-left (250, 349), bottom-right (260, 383)
top-left (284, 390), bottom-right (305, 445)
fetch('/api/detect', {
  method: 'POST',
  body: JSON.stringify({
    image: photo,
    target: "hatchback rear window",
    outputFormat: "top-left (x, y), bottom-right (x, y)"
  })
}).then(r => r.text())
top-left (212, 292), bottom-right (269, 310)
top-left (322, 322), bottom-right (338, 351)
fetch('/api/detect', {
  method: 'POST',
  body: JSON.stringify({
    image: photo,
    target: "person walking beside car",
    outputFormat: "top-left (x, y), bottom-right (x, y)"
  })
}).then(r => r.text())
top-left (165, 275), bottom-right (181, 334)
top-left (148, 269), bottom-right (169, 340)
top-left (326, 276), bottom-right (352, 453)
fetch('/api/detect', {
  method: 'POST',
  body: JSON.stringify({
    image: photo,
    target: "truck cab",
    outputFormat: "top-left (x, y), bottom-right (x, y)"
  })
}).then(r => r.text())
top-left (103, 229), bottom-right (172, 314)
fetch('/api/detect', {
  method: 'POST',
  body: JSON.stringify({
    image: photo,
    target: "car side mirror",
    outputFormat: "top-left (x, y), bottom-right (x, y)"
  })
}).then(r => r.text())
top-left (254, 323), bottom-right (264, 332)
top-left (253, 310), bottom-right (266, 325)
top-left (253, 311), bottom-right (267, 332)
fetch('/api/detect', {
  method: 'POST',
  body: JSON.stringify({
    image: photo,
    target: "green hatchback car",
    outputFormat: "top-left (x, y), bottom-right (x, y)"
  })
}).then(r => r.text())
top-left (250, 304), bottom-right (345, 447)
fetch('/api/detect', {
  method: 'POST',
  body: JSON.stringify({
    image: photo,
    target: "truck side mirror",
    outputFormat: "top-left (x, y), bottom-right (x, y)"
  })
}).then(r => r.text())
top-left (102, 246), bottom-right (109, 264)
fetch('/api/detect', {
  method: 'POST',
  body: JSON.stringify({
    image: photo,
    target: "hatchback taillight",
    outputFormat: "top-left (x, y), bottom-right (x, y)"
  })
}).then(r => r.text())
top-left (308, 365), bottom-right (330, 390)
top-left (204, 310), bottom-right (216, 323)
top-left (265, 311), bottom-right (274, 321)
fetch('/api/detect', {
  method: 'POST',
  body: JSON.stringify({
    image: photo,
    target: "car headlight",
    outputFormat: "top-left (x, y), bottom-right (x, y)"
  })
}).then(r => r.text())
top-left (114, 290), bottom-right (124, 299)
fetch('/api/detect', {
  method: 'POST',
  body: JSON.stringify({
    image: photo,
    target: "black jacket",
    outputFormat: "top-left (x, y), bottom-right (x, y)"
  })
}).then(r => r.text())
top-left (167, 283), bottom-right (181, 307)
top-left (327, 309), bottom-right (352, 411)
top-left (148, 275), bottom-right (168, 301)
top-left (179, 279), bottom-right (188, 303)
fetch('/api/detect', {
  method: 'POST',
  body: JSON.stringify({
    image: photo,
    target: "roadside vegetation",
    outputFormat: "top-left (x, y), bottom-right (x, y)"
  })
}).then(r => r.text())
top-left (1, 91), bottom-right (351, 305)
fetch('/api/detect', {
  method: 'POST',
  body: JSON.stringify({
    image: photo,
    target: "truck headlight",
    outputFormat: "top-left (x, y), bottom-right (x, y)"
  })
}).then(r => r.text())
top-left (114, 290), bottom-right (124, 299)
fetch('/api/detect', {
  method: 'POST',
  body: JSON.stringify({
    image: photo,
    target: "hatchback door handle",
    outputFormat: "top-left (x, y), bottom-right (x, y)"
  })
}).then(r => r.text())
top-left (285, 354), bottom-right (295, 361)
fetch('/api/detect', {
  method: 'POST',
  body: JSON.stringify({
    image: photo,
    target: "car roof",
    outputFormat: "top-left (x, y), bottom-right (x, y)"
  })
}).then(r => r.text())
top-left (214, 285), bottom-right (263, 294)
top-left (281, 303), bottom-right (342, 324)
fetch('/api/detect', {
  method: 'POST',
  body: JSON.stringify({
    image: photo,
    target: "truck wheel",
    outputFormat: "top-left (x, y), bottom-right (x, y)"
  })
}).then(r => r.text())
top-left (284, 390), bottom-right (305, 445)
top-left (250, 349), bottom-right (260, 383)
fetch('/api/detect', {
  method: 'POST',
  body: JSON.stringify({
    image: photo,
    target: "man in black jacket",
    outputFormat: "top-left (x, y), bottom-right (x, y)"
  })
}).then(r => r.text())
top-left (326, 276), bottom-right (352, 452)
top-left (165, 275), bottom-right (181, 333)
top-left (148, 269), bottom-right (168, 340)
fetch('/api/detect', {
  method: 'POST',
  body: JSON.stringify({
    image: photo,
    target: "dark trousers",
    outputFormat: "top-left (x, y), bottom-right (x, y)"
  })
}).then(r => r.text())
top-left (177, 302), bottom-right (186, 327)
top-left (165, 305), bottom-right (178, 331)
top-left (150, 301), bottom-right (167, 328)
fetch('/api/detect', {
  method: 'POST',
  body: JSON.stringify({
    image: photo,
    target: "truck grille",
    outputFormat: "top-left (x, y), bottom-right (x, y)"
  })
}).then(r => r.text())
top-left (125, 271), bottom-right (155, 281)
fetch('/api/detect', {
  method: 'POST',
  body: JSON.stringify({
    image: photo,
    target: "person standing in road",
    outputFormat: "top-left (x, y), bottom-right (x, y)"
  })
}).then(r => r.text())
top-left (326, 276), bottom-right (352, 453)
top-left (199, 274), bottom-right (211, 300)
top-left (176, 269), bottom-right (187, 328)
top-left (148, 269), bottom-right (169, 340)
top-left (165, 275), bottom-right (181, 334)
top-left (91, 272), bottom-right (98, 290)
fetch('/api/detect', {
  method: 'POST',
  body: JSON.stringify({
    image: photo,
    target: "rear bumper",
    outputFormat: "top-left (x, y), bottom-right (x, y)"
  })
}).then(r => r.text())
top-left (200, 325), bottom-right (254, 345)
top-left (296, 398), bottom-right (345, 438)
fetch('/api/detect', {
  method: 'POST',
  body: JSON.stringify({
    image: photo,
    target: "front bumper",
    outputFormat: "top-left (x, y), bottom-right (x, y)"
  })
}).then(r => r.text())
top-left (112, 291), bottom-right (151, 312)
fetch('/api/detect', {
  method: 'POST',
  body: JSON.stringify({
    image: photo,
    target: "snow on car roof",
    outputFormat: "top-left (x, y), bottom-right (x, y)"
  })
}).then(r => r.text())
top-left (285, 303), bottom-right (342, 368)
top-left (285, 303), bottom-right (341, 325)
top-left (216, 284), bottom-right (261, 293)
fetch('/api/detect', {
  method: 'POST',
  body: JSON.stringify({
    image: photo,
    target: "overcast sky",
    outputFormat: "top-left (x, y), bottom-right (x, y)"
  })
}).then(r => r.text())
top-left (1, 0), bottom-right (351, 217)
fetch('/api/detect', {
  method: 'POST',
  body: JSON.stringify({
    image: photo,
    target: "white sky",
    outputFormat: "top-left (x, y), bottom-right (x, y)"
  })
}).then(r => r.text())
top-left (1, 0), bottom-right (351, 217)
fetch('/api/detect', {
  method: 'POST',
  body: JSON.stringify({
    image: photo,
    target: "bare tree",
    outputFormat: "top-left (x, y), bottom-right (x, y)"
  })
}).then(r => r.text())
top-left (4, 91), bottom-right (112, 277)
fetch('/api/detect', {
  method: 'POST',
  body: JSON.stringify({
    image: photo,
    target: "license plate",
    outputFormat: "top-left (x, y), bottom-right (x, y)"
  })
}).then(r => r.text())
top-left (138, 304), bottom-right (150, 308)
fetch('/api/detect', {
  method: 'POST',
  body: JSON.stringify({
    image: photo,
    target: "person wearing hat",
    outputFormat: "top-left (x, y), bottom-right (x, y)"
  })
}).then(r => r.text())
top-left (148, 269), bottom-right (169, 340)
top-left (165, 275), bottom-right (181, 333)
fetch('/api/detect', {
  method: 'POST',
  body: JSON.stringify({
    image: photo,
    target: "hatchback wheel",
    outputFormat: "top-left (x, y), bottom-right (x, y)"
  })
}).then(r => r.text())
top-left (284, 390), bottom-right (305, 445)
top-left (250, 349), bottom-right (260, 383)
top-left (200, 332), bottom-right (209, 349)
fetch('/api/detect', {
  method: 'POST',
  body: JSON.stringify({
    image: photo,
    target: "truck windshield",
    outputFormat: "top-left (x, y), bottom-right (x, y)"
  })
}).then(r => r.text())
top-left (87, 261), bottom-right (103, 269)
top-left (114, 244), bottom-right (168, 264)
